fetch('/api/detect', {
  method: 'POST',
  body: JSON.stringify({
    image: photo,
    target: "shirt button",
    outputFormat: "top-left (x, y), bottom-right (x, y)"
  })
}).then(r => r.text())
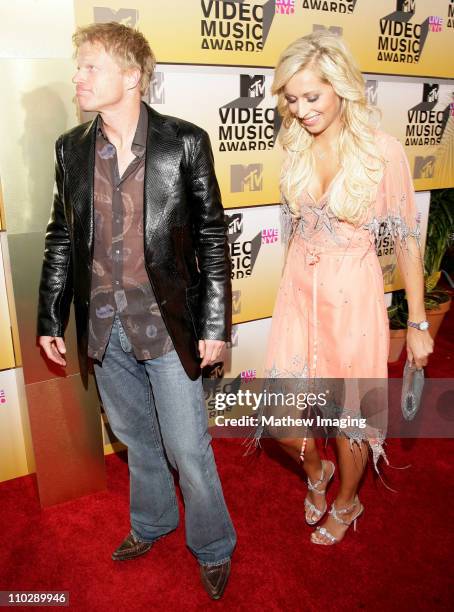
top-left (115, 281), bottom-right (120, 285)
top-left (115, 250), bottom-right (120, 254)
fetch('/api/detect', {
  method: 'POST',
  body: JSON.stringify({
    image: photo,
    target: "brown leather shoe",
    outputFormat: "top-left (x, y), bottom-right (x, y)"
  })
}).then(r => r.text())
top-left (199, 559), bottom-right (231, 600)
top-left (112, 531), bottom-right (153, 561)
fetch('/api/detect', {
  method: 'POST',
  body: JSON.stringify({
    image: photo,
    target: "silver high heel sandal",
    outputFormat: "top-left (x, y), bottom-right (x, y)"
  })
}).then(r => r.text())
top-left (311, 495), bottom-right (364, 545)
top-left (304, 460), bottom-right (335, 525)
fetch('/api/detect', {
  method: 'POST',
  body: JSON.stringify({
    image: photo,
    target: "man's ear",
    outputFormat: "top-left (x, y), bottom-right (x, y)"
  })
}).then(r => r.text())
top-left (125, 67), bottom-right (141, 91)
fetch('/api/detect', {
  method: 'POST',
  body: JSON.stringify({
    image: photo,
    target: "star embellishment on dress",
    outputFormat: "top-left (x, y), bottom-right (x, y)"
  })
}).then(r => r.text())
top-left (306, 202), bottom-right (340, 240)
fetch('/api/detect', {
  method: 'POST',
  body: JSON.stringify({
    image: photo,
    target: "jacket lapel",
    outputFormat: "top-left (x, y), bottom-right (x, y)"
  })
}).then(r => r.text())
top-left (143, 105), bottom-right (181, 255)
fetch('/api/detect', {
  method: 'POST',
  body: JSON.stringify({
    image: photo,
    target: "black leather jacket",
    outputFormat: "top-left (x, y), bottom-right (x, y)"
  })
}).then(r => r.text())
top-left (37, 104), bottom-right (231, 380)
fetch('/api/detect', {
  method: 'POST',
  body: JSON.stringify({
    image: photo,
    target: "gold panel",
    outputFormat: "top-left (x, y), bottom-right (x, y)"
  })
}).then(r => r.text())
top-left (0, 58), bottom-right (80, 378)
top-left (0, 57), bottom-right (106, 500)
top-left (0, 59), bottom-right (78, 236)
top-left (0, 236), bottom-right (15, 370)
top-left (26, 373), bottom-right (106, 507)
top-left (0, 178), bottom-right (5, 230)
top-left (7, 232), bottom-right (80, 385)
top-left (0, 233), bottom-right (22, 367)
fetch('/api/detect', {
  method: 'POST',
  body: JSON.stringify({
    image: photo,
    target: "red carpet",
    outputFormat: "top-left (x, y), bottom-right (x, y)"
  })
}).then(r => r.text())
top-left (1, 439), bottom-right (453, 611)
top-left (1, 300), bottom-right (452, 610)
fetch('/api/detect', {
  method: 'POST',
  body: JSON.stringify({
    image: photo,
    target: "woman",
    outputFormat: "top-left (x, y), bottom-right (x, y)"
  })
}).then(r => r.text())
top-left (263, 32), bottom-right (433, 545)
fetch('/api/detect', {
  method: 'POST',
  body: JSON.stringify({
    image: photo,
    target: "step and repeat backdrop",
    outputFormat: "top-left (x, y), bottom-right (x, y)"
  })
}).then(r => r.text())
top-left (0, 0), bottom-right (452, 490)
top-left (139, 66), bottom-right (454, 202)
top-left (75, 0), bottom-right (454, 194)
top-left (75, 0), bottom-right (454, 77)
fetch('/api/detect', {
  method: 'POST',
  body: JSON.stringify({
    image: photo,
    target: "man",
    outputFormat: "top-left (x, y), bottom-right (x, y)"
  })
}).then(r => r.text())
top-left (37, 22), bottom-right (236, 600)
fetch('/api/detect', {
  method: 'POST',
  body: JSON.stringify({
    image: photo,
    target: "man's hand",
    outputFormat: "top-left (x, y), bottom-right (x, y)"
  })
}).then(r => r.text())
top-left (198, 339), bottom-right (226, 369)
top-left (38, 336), bottom-right (67, 367)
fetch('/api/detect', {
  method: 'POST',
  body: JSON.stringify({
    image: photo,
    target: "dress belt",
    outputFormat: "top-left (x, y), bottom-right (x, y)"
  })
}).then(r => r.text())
top-left (306, 248), bottom-right (320, 379)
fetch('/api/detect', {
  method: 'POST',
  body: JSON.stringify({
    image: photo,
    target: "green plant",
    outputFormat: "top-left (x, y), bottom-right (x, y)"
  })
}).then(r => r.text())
top-left (423, 188), bottom-right (454, 308)
top-left (388, 189), bottom-right (453, 326)
top-left (387, 289), bottom-right (408, 329)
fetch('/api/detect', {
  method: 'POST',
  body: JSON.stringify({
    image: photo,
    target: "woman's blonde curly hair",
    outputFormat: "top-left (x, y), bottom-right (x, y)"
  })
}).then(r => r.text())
top-left (273, 31), bottom-right (384, 225)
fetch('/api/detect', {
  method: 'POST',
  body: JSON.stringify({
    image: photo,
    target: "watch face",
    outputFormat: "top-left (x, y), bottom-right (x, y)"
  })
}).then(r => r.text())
top-left (419, 321), bottom-right (429, 331)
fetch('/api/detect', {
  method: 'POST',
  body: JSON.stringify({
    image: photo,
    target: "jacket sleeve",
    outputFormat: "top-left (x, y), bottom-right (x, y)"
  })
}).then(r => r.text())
top-left (188, 129), bottom-right (232, 342)
top-left (37, 136), bottom-right (73, 337)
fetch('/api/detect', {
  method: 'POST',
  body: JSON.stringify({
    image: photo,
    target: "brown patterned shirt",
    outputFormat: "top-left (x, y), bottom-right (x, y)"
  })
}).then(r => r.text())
top-left (88, 102), bottom-right (173, 361)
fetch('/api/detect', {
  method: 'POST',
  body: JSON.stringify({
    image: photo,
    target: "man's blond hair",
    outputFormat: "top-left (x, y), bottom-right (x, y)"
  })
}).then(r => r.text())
top-left (73, 22), bottom-right (155, 95)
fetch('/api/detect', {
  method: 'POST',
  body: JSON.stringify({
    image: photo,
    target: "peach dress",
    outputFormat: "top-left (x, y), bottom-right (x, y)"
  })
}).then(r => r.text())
top-left (264, 132), bottom-right (420, 468)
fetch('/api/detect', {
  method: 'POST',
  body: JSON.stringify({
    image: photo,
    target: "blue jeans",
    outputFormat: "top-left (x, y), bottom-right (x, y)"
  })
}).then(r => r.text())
top-left (94, 317), bottom-right (236, 566)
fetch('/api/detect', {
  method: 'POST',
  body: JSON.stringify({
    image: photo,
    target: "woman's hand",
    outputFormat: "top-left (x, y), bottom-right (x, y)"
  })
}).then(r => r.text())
top-left (406, 327), bottom-right (434, 368)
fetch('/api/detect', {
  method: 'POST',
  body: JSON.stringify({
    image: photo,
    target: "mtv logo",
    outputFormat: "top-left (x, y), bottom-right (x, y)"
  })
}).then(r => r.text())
top-left (230, 164), bottom-right (263, 192)
top-left (226, 213), bottom-right (243, 244)
top-left (423, 83), bottom-right (439, 103)
top-left (93, 7), bottom-right (139, 27)
top-left (365, 80), bottom-right (378, 105)
top-left (396, 0), bottom-right (415, 12)
top-left (232, 290), bottom-right (241, 315)
top-left (230, 325), bottom-right (239, 348)
top-left (0, 389), bottom-right (6, 404)
top-left (227, 213), bottom-right (243, 235)
top-left (414, 156), bottom-right (436, 179)
top-left (149, 72), bottom-right (165, 104)
top-left (313, 24), bottom-right (343, 37)
top-left (204, 363), bottom-right (225, 379)
top-left (240, 75), bottom-right (265, 99)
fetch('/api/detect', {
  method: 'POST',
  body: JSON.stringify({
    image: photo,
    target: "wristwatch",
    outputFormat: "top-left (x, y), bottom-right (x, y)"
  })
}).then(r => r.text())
top-left (407, 320), bottom-right (430, 331)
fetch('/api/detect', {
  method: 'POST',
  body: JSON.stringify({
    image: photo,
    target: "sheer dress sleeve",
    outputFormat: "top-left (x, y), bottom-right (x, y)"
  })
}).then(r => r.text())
top-left (365, 133), bottom-right (421, 252)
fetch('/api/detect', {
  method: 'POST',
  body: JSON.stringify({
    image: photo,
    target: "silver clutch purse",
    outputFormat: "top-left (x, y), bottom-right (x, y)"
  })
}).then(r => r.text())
top-left (401, 361), bottom-right (425, 421)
